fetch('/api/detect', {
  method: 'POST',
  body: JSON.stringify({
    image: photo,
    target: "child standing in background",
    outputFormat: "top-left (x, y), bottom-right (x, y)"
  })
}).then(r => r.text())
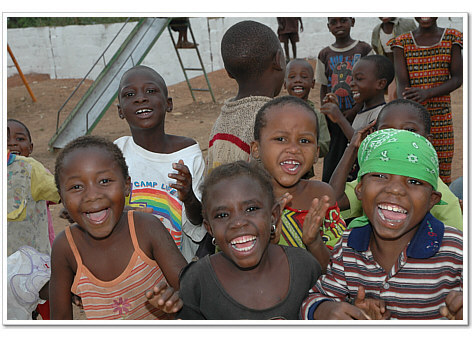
top-left (251, 96), bottom-right (347, 270)
top-left (115, 65), bottom-right (207, 262)
top-left (371, 17), bottom-right (417, 101)
top-left (49, 136), bottom-right (187, 320)
top-left (389, 17), bottom-right (462, 185)
top-left (315, 17), bottom-right (373, 183)
top-left (207, 20), bottom-right (285, 172)
top-left (284, 58), bottom-right (330, 161)
top-left (277, 17), bottom-right (304, 62)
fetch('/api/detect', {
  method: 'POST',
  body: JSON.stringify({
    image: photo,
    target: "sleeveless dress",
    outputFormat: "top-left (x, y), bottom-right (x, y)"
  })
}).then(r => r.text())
top-left (278, 203), bottom-right (347, 250)
top-left (388, 28), bottom-right (463, 184)
top-left (65, 211), bottom-right (173, 320)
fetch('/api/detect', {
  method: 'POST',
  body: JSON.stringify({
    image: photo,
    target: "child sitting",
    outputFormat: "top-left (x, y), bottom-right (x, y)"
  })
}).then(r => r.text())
top-left (330, 99), bottom-right (463, 230)
top-left (206, 20), bottom-right (286, 172)
top-left (284, 58), bottom-right (330, 160)
top-left (315, 17), bottom-right (373, 183)
top-left (150, 161), bottom-right (322, 319)
top-left (115, 65), bottom-right (207, 262)
top-left (251, 96), bottom-right (347, 270)
top-left (49, 135), bottom-right (187, 320)
top-left (301, 129), bottom-right (462, 320)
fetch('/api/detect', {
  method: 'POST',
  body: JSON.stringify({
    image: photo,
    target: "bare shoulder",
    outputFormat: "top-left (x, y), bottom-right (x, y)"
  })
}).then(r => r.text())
top-left (304, 179), bottom-right (336, 203)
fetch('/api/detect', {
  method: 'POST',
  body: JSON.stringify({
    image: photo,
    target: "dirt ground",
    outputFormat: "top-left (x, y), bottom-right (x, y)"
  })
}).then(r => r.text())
top-left (6, 62), bottom-right (463, 319)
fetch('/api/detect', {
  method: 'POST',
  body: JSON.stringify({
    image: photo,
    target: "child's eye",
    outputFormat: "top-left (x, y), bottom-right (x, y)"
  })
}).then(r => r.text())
top-left (99, 178), bottom-right (111, 185)
top-left (408, 178), bottom-right (423, 185)
top-left (246, 206), bottom-right (260, 213)
top-left (146, 88), bottom-right (156, 94)
top-left (405, 127), bottom-right (417, 133)
top-left (371, 173), bottom-right (387, 179)
top-left (215, 212), bottom-right (229, 219)
top-left (16, 137), bottom-right (26, 141)
top-left (300, 138), bottom-right (311, 144)
top-left (124, 92), bottom-right (134, 97)
top-left (69, 184), bottom-right (83, 191)
top-left (274, 136), bottom-right (286, 142)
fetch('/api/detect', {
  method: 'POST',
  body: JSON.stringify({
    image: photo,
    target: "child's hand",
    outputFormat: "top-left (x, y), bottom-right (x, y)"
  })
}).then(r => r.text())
top-left (321, 98), bottom-right (343, 124)
top-left (439, 290), bottom-right (463, 320)
top-left (145, 280), bottom-right (183, 314)
top-left (354, 286), bottom-right (390, 320)
top-left (314, 301), bottom-right (372, 320)
top-left (271, 193), bottom-right (292, 244)
top-left (350, 120), bottom-right (376, 148)
top-left (71, 294), bottom-right (83, 309)
top-left (123, 205), bottom-right (154, 214)
top-left (402, 87), bottom-right (430, 103)
top-left (169, 160), bottom-right (194, 203)
top-left (302, 195), bottom-right (330, 247)
top-left (322, 93), bottom-right (339, 106)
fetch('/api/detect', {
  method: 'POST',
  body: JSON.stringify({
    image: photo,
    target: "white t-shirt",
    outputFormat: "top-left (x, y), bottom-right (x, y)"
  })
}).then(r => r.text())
top-left (114, 136), bottom-right (207, 262)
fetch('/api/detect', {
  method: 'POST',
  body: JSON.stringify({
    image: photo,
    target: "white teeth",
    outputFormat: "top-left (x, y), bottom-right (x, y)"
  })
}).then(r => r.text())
top-left (378, 204), bottom-right (407, 214)
top-left (136, 109), bottom-right (152, 114)
top-left (230, 236), bottom-right (256, 252)
top-left (231, 236), bottom-right (256, 245)
top-left (281, 160), bottom-right (300, 172)
top-left (293, 86), bottom-right (304, 93)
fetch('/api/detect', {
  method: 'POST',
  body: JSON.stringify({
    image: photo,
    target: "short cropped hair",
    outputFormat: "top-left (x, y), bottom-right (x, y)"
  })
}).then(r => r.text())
top-left (285, 58), bottom-right (314, 79)
top-left (119, 65), bottom-right (168, 98)
top-left (221, 20), bottom-right (281, 81)
top-left (376, 98), bottom-right (431, 133)
top-left (254, 96), bottom-right (319, 142)
top-left (360, 54), bottom-right (395, 88)
top-left (201, 161), bottom-right (275, 219)
top-left (55, 135), bottom-right (129, 191)
top-left (7, 118), bottom-right (32, 142)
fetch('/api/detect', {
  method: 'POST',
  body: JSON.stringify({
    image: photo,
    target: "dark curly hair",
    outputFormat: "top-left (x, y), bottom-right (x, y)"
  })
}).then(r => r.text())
top-left (358, 54), bottom-right (395, 89)
top-left (54, 135), bottom-right (129, 192)
top-left (221, 20), bottom-right (281, 81)
top-left (254, 95), bottom-right (319, 142)
top-left (201, 161), bottom-right (274, 219)
top-left (375, 98), bottom-right (431, 134)
top-left (7, 118), bottom-right (32, 142)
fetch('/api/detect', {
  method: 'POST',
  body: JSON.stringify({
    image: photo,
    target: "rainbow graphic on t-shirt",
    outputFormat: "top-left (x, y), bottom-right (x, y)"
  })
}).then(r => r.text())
top-left (127, 187), bottom-right (183, 249)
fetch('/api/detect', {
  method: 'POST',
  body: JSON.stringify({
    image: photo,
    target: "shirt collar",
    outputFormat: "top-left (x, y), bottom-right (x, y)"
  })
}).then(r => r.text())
top-left (347, 212), bottom-right (445, 258)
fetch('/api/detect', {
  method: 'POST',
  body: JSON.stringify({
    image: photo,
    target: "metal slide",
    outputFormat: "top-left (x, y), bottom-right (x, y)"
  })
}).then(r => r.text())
top-left (48, 17), bottom-right (171, 150)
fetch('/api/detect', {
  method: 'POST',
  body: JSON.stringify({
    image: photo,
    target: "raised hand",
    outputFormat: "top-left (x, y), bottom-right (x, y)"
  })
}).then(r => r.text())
top-left (145, 280), bottom-right (183, 314)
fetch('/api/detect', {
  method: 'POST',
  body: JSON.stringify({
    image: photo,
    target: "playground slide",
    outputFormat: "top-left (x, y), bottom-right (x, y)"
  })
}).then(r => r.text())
top-left (49, 17), bottom-right (171, 150)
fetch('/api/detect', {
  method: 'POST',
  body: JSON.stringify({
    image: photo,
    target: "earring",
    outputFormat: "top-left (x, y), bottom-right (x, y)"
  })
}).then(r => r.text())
top-left (270, 224), bottom-right (276, 235)
top-left (211, 237), bottom-right (217, 246)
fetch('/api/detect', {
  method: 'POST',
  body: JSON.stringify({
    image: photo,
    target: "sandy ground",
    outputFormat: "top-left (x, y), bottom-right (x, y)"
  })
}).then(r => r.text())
top-left (6, 61), bottom-right (463, 319)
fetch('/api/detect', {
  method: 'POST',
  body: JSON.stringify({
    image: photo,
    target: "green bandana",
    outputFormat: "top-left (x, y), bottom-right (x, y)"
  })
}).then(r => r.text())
top-left (357, 128), bottom-right (439, 190)
top-left (349, 129), bottom-right (442, 229)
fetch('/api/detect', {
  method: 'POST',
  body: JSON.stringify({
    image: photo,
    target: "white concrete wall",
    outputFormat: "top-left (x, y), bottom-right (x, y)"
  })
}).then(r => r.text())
top-left (7, 16), bottom-right (464, 87)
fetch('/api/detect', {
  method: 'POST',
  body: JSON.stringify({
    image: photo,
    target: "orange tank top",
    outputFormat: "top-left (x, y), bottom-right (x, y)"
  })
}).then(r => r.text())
top-left (65, 210), bottom-right (173, 320)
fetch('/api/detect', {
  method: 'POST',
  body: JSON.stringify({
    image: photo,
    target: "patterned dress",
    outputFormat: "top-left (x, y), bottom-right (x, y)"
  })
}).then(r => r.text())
top-left (389, 29), bottom-right (463, 184)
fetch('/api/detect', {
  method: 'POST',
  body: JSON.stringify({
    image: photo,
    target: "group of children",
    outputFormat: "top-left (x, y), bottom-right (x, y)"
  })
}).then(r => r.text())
top-left (6, 17), bottom-right (463, 321)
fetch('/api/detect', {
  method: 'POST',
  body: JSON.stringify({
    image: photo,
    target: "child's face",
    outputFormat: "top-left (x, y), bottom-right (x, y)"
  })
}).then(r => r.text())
top-left (203, 175), bottom-right (278, 270)
top-left (355, 173), bottom-right (441, 242)
top-left (376, 105), bottom-right (428, 138)
top-left (7, 120), bottom-right (33, 157)
top-left (350, 59), bottom-right (383, 104)
top-left (379, 17), bottom-right (395, 23)
top-left (117, 68), bottom-right (172, 131)
top-left (284, 61), bottom-right (315, 101)
top-left (327, 17), bottom-right (354, 39)
top-left (251, 104), bottom-right (319, 189)
top-left (58, 147), bottom-right (131, 239)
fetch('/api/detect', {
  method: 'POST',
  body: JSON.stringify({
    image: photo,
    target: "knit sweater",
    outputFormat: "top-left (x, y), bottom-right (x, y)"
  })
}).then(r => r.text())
top-left (207, 96), bottom-right (272, 173)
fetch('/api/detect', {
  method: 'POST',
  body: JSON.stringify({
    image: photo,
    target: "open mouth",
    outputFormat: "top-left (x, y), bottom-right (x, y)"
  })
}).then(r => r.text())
top-left (84, 208), bottom-right (110, 224)
top-left (135, 108), bottom-right (153, 117)
top-left (377, 203), bottom-right (407, 224)
top-left (9, 150), bottom-right (21, 155)
top-left (230, 235), bottom-right (257, 252)
top-left (352, 90), bottom-right (360, 100)
top-left (292, 86), bottom-right (305, 94)
top-left (280, 160), bottom-right (301, 173)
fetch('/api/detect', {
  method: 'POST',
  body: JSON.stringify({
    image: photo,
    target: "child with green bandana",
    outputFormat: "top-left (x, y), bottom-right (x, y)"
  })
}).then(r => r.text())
top-left (301, 129), bottom-right (462, 320)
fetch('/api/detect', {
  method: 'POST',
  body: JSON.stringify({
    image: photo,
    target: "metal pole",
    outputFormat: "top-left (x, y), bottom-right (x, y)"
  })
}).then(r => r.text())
top-left (7, 44), bottom-right (37, 102)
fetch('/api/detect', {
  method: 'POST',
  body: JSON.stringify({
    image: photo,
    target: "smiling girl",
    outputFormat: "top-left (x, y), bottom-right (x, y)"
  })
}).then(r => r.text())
top-left (49, 136), bottom-right (187, 320)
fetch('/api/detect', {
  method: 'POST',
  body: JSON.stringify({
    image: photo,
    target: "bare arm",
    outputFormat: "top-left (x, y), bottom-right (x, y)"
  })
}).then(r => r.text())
top-left (392, 46), bottom-right (410, 98)
top-left (329, 121), bottom-right (376, 210)
top-left (49, 232), bottom-right (76, 319)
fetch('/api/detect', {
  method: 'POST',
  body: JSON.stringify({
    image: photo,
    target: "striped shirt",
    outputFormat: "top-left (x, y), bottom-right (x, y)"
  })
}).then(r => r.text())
top-left (66, 211), bottom-right (173, 320)
top-left (301, 213), bottom-right (462, 320)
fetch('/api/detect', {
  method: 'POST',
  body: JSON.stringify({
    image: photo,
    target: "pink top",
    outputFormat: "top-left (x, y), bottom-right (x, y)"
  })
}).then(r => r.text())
top-left (65, 211), bottom-right (172, 320)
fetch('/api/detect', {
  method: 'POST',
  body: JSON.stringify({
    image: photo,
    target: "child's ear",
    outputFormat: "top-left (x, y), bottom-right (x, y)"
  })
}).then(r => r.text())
top-left (117, 104), bottom-right (125, 119)
top-left (203, 219), bottom-right (213, 237)
top-left (28, 142), bottom-right (34, 156)
top-left (377, 78), bottom-right (387, 90)
top-left (429, 190), bottom-right (442, 210)
top-left (250, 140), bottom-right (261, 160)
top-left (313, 145), bottom-right (320, 164)
top-left (354, 179), bottom-right (363, 200)
top-left (311, 79), bottom-right (316, 89)
top-left (166, 97), bottom-right (173, 112)
top-left (124, 176), bottom-right (132, 197)
top-left (273, 49), bottom-right (285, 72)
top-left (351, 18), bottom-right (356, 27)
